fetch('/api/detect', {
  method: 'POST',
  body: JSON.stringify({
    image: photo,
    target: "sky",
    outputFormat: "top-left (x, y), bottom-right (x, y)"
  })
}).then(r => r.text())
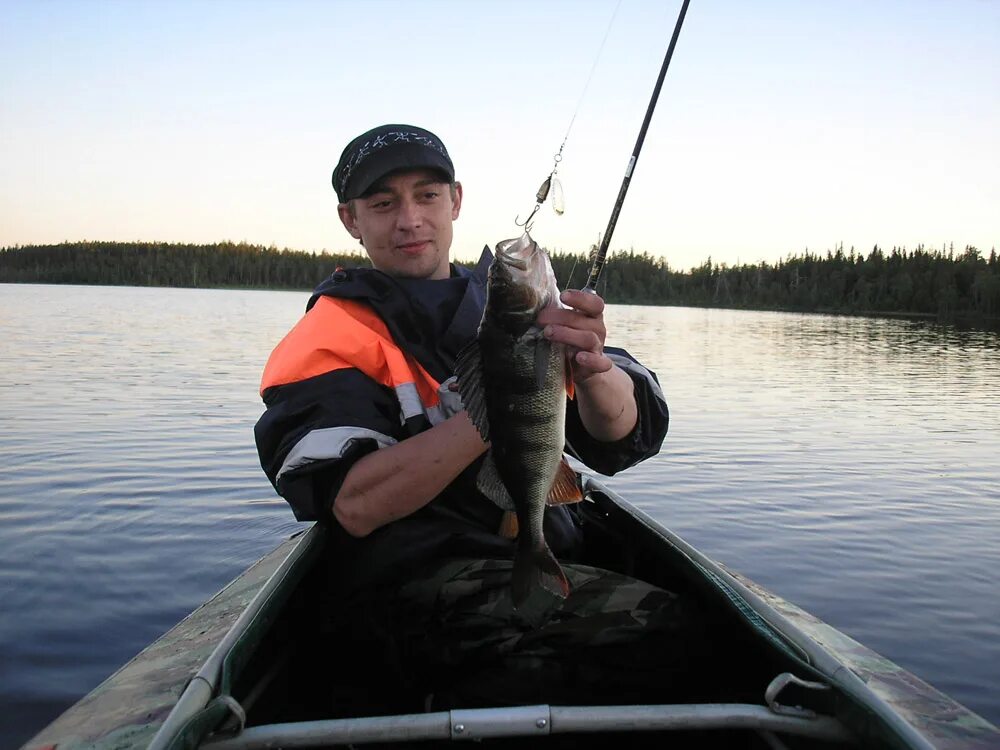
top-left (1, 0), bottom-right (997, 271)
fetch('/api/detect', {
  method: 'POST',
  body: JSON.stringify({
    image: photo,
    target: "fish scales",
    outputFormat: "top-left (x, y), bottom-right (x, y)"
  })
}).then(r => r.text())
top-left (479, 323), bottom-right (566, 524)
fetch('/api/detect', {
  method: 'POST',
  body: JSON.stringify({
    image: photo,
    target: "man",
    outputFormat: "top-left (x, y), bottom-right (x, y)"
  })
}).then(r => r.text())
top-left (255, 124), bottom-right (698, 713)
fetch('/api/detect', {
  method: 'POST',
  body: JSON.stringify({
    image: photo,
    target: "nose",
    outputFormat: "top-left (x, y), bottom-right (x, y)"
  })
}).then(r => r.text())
top-left (395, 196), bottom-right (423, 232)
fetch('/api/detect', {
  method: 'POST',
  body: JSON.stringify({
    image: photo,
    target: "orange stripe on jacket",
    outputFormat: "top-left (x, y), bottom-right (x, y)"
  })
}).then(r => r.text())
top-left (259, 296), bottom-right (440, 408)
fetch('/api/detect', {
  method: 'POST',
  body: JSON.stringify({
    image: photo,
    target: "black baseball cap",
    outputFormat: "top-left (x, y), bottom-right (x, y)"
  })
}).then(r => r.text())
top-left (332, 124), bottom-right (455, 203)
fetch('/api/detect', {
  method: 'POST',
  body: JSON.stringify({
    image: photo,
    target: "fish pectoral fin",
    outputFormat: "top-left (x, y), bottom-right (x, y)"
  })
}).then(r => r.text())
top-left (453, 340), bottom-right (490, 442)
top-left (498, 511), bottom-right (519, 539)
top-left (564, 356), bottom-right (576, 400)
top-left (546, 458), bottom-right (584, 505)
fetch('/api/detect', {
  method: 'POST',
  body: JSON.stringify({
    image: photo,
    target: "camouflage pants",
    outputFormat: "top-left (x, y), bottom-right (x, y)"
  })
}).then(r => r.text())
top-left (327, 557), bottom-right (711, 713)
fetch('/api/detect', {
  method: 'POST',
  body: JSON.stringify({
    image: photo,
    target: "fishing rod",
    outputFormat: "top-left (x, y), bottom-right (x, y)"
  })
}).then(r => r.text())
top-left (584, 0), bottom-right (691, 293)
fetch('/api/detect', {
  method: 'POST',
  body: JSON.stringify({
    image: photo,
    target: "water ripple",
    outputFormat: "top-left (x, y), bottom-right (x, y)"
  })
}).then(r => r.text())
top-left (2, 285), bottom-right (999, 745)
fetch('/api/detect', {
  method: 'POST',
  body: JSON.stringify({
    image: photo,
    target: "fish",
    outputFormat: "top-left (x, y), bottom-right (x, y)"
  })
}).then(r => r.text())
top-left (455, 232), bottom-right (583, 624)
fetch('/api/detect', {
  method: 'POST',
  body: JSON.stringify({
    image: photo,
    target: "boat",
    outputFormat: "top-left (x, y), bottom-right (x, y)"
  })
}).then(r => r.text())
top-left (23, 476), bottom-right (1000, 750)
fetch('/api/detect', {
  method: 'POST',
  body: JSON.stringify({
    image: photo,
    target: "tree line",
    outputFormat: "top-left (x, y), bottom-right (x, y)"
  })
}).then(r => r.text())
top-left (2, 240), bottom-right (998, 320)
top-left (0, 241), bottom-right (360, 290)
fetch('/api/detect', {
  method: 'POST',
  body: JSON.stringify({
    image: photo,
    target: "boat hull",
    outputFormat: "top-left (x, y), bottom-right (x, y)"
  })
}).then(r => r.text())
top-left (22, 480), bottom-right (1000, 750)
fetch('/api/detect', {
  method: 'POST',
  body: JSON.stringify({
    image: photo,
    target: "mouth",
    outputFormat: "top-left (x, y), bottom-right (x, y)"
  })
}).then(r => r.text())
top-left (396, 240), bottom-right (430, 256)
top-left (497, 245), bottom-right (529, 271)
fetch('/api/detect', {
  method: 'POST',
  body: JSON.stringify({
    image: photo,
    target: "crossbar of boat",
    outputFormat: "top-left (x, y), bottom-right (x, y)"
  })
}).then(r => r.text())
top-left (203, 702), bottom-right (855, 749)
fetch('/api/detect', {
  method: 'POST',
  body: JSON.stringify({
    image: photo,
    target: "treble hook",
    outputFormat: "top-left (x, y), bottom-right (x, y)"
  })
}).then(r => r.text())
top-left (514, 203), bottom-right (542, 229)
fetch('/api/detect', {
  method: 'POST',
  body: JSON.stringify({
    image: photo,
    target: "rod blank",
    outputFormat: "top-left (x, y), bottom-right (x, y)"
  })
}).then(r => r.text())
top-left (585, 0), bottom-right (691, 292)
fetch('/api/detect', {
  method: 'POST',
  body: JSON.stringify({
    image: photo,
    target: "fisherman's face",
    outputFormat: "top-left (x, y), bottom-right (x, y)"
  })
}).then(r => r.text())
top-left (338, 169), bottom-right (463, 281)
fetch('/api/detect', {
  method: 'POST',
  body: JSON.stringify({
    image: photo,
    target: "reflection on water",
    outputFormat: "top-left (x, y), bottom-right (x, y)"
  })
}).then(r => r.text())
top-left (1, 285), bottom-right (998, 745)
top-left (604, 305), bottom-right (1000, 724)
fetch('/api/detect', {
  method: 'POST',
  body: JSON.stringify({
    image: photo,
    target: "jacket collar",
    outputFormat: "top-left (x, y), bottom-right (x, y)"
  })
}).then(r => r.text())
top-left (305, 245), bottom-right (493, 382)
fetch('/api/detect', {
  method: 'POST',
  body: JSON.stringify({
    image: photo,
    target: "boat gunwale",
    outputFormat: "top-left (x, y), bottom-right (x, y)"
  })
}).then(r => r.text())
top-left (583, 476), bottom-right (1000, 750)
top-left (147, 525), bottom-right (325, 750)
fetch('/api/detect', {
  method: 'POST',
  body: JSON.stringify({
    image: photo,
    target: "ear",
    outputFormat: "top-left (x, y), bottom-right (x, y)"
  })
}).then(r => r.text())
top-left (451, 182), bottom-right (463, 220)
top-left (337, 202), bottom-right (362, 240)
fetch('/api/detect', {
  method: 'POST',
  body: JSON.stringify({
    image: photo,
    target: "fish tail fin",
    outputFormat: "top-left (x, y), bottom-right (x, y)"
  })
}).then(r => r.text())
top-left (512, 538), bottom-right (570, 627)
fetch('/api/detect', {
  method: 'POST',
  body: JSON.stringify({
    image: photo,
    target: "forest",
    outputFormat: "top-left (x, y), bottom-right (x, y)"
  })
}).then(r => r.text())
top-left (1, 240), bottom-right (998, 320)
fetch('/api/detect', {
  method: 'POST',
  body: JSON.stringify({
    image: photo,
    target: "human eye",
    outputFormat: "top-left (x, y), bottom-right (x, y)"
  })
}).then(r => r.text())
top-left (368, 196), bottom-right (394, 211)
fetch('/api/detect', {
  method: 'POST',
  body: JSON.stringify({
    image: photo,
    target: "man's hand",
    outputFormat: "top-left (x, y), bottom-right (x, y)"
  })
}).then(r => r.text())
top-left (536, 289), bottom-right (638, 442)
top-left (536, 289), bottom-right (613, 383)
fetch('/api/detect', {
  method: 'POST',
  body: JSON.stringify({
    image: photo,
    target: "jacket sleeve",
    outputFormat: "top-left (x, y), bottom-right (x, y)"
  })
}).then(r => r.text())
top-left (254, 368), bottom-right (407, 521)
top-left (563, 346), bottom-right (669, 476)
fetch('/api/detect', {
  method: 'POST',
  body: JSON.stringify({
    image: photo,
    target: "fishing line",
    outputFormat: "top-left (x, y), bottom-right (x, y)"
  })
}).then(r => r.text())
top-left (515, 0), bottom-right (623, 231)
top-left (584, 0), bottom-right (691, 292)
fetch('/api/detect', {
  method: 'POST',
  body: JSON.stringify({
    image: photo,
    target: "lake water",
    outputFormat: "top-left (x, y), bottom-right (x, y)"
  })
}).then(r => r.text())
top-left (1, 283), bottom-right (998, 747)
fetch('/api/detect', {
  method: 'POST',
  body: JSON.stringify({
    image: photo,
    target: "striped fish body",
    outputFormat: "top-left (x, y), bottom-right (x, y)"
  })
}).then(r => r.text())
top-left (455, 233), bottom-right (571, 620)
top-left (480, 316), bottom-right (567, 559)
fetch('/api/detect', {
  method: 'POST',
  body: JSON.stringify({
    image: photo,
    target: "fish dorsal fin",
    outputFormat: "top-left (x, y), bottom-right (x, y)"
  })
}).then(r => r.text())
top-left (546, 457), bottom-right (584, 505)
top-left (454, 340), bottom-right (490, 443)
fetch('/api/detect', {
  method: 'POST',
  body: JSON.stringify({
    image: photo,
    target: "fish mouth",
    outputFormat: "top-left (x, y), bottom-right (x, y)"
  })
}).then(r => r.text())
top-left (496, 238), bottom-right (538, 271)
top-left (496, 246), bottom-right (528, 271)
